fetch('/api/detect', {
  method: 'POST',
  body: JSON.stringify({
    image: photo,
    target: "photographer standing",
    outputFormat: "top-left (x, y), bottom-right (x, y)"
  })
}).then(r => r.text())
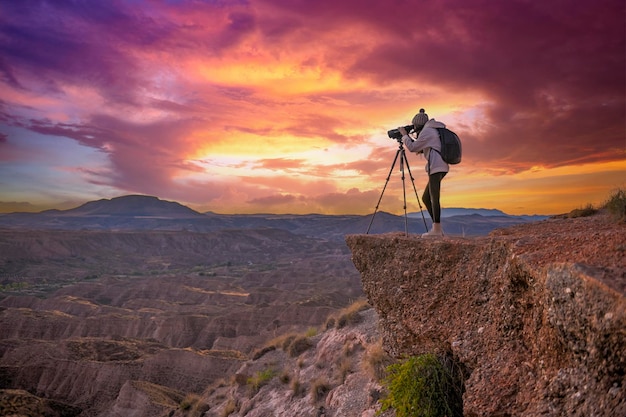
top-left (398, 109), bottom-right (448, 237)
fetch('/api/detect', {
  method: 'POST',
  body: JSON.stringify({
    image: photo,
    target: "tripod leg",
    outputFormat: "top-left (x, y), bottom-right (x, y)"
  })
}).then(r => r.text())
top-left (402, 150), bottom-right (429, 233)
top-left (400, 151), bottom-right (408, 236)
top-left (366, 148), bottom-right (402, 234)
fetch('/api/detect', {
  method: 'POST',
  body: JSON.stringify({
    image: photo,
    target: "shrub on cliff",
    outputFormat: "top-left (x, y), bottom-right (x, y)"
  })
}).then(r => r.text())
top-left (380, 354), bottom-right (462, 417)
top-left (604, 187), bottom-right (626, 222)
top-left (247, 368), bottom-right (276, 394)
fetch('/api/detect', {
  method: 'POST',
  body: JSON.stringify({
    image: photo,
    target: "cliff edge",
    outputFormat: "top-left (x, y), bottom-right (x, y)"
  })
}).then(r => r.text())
top-left (346, 212), bottom-right (625, 416)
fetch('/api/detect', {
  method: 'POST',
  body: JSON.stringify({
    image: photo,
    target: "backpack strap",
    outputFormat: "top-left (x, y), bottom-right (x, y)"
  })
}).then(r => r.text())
top-left (427, 148), bottom-right (432, 176)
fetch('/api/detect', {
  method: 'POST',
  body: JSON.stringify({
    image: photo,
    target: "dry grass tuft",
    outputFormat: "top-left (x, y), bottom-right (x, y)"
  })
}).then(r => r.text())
top-left (362, 339), bottom-right (392, 381)
top-left (266, 330), bottom-right (316, 357)
top-left (279, 369), bottom-right (291, 384)
top-left (180, 393), bottom-right (209, 417)
top-left (291, 378), bottom-right (305, 397)
top-left (287, 335), bottom-right (313, 357)
top-left (310, 377), bottom-right (331, 403)
top-left (220, 398), bottom-right (237, 417)
top-left (130, 380), bottom-right (183, 407)
top-left (566, 204), bottom-right (597, 218)
top-left (251, 345), bottom-right (276, 360)
top-left (338, 357), bottom-right (353, 383)
top-left (326, 298), bottom-right (370, 329)
top-left (603, 187), bottom-right (626, 222)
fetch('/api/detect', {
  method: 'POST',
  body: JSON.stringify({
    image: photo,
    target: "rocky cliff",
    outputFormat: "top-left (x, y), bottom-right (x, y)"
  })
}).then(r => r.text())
top-left (346, 211), bottom-right (625, 416)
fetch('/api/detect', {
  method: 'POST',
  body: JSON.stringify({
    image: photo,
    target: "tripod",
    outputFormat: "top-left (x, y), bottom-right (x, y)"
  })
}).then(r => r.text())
top-left (366, 141), bottom-right (428, 235)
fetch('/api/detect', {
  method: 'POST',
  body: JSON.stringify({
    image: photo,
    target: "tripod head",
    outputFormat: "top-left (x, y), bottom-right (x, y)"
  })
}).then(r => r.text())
top-left (389, 136), bottom-right (405, 151)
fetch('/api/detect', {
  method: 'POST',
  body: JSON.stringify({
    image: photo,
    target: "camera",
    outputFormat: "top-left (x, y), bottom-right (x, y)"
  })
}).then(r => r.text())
top-left (387, 124), bottom-right (414, 141)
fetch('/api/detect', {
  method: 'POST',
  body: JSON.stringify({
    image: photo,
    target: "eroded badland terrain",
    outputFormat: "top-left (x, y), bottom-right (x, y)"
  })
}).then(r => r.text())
top-left (0, 226), bottom-right (362, 416)
top-left (0, 196), bottom-right (623, 416)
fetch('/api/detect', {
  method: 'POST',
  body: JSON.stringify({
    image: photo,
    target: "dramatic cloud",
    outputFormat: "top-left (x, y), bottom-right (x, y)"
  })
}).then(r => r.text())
top-left (0, 0), bottom-right (624, 215)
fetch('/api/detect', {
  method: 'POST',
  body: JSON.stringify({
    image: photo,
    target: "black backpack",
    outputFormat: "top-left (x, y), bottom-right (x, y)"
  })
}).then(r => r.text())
top-left (435, 128), bottom-right (462, 165)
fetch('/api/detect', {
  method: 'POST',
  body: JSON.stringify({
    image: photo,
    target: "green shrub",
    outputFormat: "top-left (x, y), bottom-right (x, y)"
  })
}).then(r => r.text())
top-left (247, 368), bottom-right (276, 393)
top-left (380, 354), bottom-right (463, 417)
top-left (603, 188), bottom-right (626, 222)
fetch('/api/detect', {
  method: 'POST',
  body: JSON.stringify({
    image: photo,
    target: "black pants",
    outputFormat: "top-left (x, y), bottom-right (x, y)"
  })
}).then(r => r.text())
top-left (422, 172), bottom-right (446, 223)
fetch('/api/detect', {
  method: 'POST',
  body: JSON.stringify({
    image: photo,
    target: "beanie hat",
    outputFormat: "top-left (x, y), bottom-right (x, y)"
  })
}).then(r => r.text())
top-left (412, 108), bottom-right (429, 127)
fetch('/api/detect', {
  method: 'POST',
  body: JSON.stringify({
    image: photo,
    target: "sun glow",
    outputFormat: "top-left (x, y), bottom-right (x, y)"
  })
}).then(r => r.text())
top-left (442, 159), bottom-right (626, 215)
top-left (193, 56), bottom-right (362, 96)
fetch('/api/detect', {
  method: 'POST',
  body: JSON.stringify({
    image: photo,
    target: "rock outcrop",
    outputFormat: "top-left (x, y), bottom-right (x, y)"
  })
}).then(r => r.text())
top-left (197, 306), bottom-right (391, 417)
top-left (346, 212), bottom-right (625, 416)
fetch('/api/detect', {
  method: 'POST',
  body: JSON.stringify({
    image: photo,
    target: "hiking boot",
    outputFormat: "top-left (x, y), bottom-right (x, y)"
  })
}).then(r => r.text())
top-left (421, 223), bottom-right (443, 238)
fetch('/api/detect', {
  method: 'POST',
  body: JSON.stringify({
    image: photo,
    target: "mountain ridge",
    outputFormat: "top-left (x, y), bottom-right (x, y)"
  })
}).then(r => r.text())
top-left (0, 194), bottom-right (548, 238)
top-left (409, 207), bottom-right (548, 221)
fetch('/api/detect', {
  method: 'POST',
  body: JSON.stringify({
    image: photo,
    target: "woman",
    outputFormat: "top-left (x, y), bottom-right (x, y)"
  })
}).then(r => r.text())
top-left (398, 109), bottom-right (449, 237)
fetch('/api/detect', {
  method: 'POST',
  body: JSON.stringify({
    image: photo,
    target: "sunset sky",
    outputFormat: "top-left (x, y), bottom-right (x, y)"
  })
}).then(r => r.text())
top-left (1, 0), bottom-right (624, 216)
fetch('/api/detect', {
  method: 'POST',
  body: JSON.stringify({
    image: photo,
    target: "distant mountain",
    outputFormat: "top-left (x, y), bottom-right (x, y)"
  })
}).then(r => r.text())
top-left (60, 195), bottom-right (205, 218)
top-left (0, 195), bottom-right (549, 239)
top-left (441, 208), bottom-right (508, 217)
top-left (409, 207), bottom-right (548, 221)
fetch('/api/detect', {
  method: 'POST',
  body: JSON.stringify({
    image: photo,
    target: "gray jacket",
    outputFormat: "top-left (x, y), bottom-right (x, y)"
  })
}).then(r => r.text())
top-left (402, 119), bottom-right (449, 175)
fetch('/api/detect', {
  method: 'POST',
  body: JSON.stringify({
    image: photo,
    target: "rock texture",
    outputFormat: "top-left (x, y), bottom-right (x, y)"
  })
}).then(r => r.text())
top-left (346, 211), bottom-right (625, 416)
top-left (197, 306), bottom-right (392, 417)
